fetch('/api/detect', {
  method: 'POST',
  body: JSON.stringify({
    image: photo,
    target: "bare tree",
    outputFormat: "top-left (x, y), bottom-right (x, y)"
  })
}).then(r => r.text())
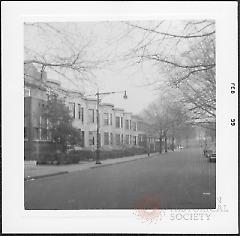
top-left (122, 20), bottom-right (216, 129)
top-left (142, 93), bottom-right (188, 153)
top-left (24, 22), bottom-right (108, 90)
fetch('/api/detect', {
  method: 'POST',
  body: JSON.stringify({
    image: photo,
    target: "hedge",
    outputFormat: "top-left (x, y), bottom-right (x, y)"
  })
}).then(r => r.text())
top-left (37, 147), bottom-right (148, 165)
top-left (24, 141), bottom-right (62, 161)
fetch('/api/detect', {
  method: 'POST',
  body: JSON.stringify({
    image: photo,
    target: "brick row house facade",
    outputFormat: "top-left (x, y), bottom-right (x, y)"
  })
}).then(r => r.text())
top-left (24, 64), bottom-right (157, 160)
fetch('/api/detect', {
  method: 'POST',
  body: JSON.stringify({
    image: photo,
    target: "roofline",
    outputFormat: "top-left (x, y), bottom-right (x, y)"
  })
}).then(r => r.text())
top-left (113, 107), bottom-right (124, 111)
top-left (101, 103), bottom-right (114, 107)
top-left (67, 89), bottom-right (84, 96)
top-left (84, 98), bottom-right (98, 102)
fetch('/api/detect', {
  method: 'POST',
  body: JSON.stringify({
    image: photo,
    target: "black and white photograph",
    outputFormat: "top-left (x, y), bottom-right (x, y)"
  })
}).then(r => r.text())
top-left (24, 19), bottom-right (216, 210)
top-left (2, 1), bottom-right (238, 234)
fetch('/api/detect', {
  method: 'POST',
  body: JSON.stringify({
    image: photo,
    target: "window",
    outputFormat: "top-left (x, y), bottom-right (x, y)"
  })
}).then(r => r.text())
top-left (104, 113), bottom-right (109, 126)
top-left (39, 116), bottom-right (42, 127)
top-left (41, 128), bottom-right (47, 140)
top-left (110, 133), bottom-right (113, 145)
top-left (121, 134), bottom-right (124, 144)
top-left (133, 136), bottom-right (137, 145)
top-left (47, 130), bottom-right (52, 140)
top-left (39, 127), bottom-right (42, 140)
top-left (40, 117), bottom-right (47, 132)
top-left (125, 119), bottom-right (131, 130)
top-left (24, 87), bottom-right (31, 97)
top-left (110, 114), bottom-right (113, 125)
top-left (69, 103), bottom-right (75, 118)
top-left (137, 122), bottom-right (144, 131)
top-left (81, 131), bottom-right (85, 147)
top-left (33, 127), bottom-right (39, 140)
top-left (81, 107), bottom-right (84, 122)
top-left (88, 109), bottom-right (94, 123)
top-left (130, 120), bottom-right (132, 129)
top-left (46, 118), bottom-right (50, 129)
top-left (78, 104), bottom-right (81, 119)
top-left (89, 131), bottom-right (95, 145)
top-left (116, 116), bottom-right (123, 128)
top-left (89, 137), bottom-right (94, 146)
top-left (39, 102), bottom-right (45, 109)
top-left (104, 132), bottom-right (109, 145)
top-left (125, 120), bottom-right (129, 130)
top-left (132, 121), bottom-right (137, 131)
top-left (115, 134), bottom-right (120, 145)
top-left (126, 135), bottom-right (130, 144)
top-left (116, 116), bottom-right (120, 128)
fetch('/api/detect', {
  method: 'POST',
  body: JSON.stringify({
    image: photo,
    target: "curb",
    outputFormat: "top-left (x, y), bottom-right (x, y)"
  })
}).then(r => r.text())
top-left (24, 171), bottom-right (69, 181)
top-left (90, 157), bottom-right (145, 169)
top-left (24, 153), bottom-right (159, 181)
top-left (90, 153), bottom-right (159, 169)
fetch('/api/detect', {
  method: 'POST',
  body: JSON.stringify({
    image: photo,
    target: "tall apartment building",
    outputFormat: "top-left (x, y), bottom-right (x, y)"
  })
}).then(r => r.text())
top-left (24, 64), bottom-right (156, 159)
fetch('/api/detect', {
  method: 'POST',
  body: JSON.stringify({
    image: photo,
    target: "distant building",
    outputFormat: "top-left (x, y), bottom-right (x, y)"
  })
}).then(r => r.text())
top-left (24, 64), bottom-right (157, 160)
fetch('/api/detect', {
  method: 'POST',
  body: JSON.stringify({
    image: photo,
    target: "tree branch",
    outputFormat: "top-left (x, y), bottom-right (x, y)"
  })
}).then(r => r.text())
top-left (126, 22), bottom-right (215, 39)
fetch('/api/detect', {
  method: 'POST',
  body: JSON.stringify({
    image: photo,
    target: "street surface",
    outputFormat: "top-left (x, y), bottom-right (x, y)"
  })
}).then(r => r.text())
top-left (25, 148), bottom-right (216, 209)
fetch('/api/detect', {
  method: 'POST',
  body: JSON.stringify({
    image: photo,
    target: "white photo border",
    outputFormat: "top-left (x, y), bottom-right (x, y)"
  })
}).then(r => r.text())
top-left (2, 1), bottom-right (238, 234)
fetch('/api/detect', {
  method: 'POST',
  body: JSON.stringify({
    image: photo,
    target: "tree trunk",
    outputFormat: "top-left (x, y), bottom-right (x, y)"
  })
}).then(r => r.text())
top-left (61, 139), bottom-right (67, 154)
top-left (159, 134), bottom-right (162, 154)
top-left (164, 135), bottom-right (168, 153)
top-left (171, 136), bottom-right (175, 151)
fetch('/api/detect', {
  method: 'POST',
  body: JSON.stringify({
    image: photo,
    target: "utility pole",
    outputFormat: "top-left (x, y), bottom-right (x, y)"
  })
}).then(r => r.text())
top-left (96, 90), bottom-right (101, 164)
top-left (86, 90), bottom-right (127, 165)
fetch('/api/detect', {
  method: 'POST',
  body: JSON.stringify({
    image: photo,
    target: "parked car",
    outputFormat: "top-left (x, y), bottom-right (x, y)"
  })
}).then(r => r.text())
top-left (208, 145), bottom-right (216, 162)
top-left (203, 143), bottom-right (216, 162)
top-left (177, 145), bottom-right (183, 150)
top-left (66, 145), bottom-right (83, 153)
top-left (203, 142), bottom-right (215, 157)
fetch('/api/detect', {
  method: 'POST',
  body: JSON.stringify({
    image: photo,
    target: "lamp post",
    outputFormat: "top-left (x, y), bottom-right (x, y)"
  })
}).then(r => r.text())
top-left (96, 90), bottom-right (101, 164)
top-left (91, 90), bottom-right (127, 164)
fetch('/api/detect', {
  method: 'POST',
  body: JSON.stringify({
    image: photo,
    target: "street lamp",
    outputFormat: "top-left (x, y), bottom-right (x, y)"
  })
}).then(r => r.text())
top-left (95, 90), bottom-right (128, 164)
top-left (123, 90), bottom-right (128, 99)
top-left (92, 90), bottom-right (128, 164)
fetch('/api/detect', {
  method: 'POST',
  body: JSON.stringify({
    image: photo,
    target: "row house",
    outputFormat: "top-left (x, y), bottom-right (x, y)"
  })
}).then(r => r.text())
top-left (24, 64), bottom-right (157, 159)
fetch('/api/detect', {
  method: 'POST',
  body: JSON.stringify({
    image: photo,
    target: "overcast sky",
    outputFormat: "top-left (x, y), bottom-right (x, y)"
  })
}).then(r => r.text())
top-left (24, 21), bottom-right (193, 114)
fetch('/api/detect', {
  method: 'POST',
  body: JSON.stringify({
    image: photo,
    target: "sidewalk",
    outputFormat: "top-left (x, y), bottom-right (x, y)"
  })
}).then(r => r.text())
top-left (24, 152), bottom-right (159, 181)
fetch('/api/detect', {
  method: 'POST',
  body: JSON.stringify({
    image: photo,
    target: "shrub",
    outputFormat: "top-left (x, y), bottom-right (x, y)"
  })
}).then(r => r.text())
top-left (36, 147), bottom-right (148, 165)
top-left (37, 153), bottom-right (55, 165)
top-left (67, 150), bottom-right (95, 161)
top-left (66, 152), bottom-right (81, 164)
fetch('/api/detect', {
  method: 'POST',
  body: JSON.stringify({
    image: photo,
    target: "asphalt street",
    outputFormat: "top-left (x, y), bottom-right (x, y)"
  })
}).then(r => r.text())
top-left (25, 148), bottom-right (216, 209)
